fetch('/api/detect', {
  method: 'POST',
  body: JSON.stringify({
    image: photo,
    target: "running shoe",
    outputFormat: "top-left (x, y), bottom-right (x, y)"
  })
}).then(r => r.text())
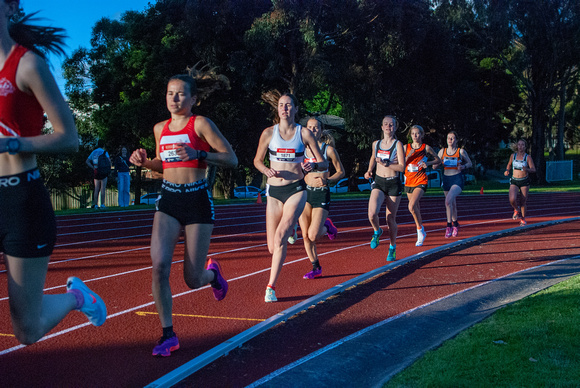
top-left (452, 226), bottom-right (459, 237)
top-left (415, 226), bottom-right (426, 247)
top-left (520, 218), bottom-right (527, 226)
top-left (152, 335), bottom-right (179, 357)
top-left (288, 223), bottom-right (298, 244)
top-left (303, 267), bottom-right (322, 279)
top-left (325, 218), bottom-right (337, 240)
top-left (512, 209), bottom-right (520, 220)
top-left (66, 277), bottom-right (107, 326)
top-left (100, 205), bottom-right (106, 209)
top-left (265, 287), bottom-right (277, 303)
top-left (370, 228), bottom-right (383, 249)
top-left (387, 245), bottom-right (396, 262)
top-left (445, 227), bottom-right (452, 238)
top-left (206, 259), bottom-right (228, 301)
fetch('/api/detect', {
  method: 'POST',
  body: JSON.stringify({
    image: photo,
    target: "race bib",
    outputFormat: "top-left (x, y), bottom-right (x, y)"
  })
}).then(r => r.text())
top-left (443, 157), bottom-right (458, 167)
top-left (513, 160), bottom-right (525, 170)
top-left (407, 164), bottom-right (419, 172)
top-left (377, 149), bottom-right (391, 161)
top-left (275, 148), bottom-right (296, 161)
top-left (160, 134), bottom-right (191, 163)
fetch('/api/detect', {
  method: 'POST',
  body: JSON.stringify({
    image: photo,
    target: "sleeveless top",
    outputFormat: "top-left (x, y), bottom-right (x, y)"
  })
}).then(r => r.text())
top-left (0, 45), bottom-right (44, 138)
top-left (404, 143), bottom-right (428, 186)
top-left (512, 153), bottom-right (528, 171)
top-left (443, 148), bottom-right (461, 170)
top-left (304, 142), bottom-right (328, 173)
top-left (268, 124), bottom-right (305, 163)
top-left (375, 139), bottom-right (399, 163)
top-left (159, 116), bottom-right (209, 169)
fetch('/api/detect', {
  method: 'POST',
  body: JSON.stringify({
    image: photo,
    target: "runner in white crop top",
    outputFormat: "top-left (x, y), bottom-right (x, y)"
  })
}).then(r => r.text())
top-left (503, 139), bottom-right (536, 226)
top-left (268, 123), bottom-right (305, 163)
top-left (253, 93), bottom-right (328, 302)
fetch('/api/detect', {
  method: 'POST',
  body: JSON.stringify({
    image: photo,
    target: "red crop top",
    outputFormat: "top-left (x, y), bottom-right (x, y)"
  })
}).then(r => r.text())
top-left (159, 116), bottom-right (210, 169)
top-left (0, 45), bottom-right (44, 138)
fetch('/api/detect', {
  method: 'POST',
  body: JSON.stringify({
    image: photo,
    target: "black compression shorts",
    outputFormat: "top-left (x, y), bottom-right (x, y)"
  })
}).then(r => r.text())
top-left (157, 179), bottom-right (215, 225)
top-left (306, 185), bottom-right (331, 210)
top-left (0, 169), bottom-right (56, 258)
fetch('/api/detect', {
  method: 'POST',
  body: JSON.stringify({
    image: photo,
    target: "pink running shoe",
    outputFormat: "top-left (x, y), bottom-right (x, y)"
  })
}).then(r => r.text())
top-left (303, 267), bottom-right (322, 279)
top-left (520, 218), bottom-right (527, 226)
top-left (325, 218), bottom-right (337, 240)
top-left (452, 226), bottom-right (459, 237)
top-left (152, 335), bottom-right (179, 357)
top-left (445, 227), bottom-right (452, 238)
top-left (207, 259), bottom-right (228, 301)
top-left (513, 210), bottom-right (520, 220)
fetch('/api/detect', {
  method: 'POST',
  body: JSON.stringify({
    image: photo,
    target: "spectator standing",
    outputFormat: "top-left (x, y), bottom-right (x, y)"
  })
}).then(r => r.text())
top-left (114, 146), bottom-right (131, 207)
top-left (86, 139), bottom-right (111, 208)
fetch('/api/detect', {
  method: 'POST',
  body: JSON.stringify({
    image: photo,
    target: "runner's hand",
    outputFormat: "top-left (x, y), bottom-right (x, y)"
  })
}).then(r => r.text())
top-left (130, 149), bottom-right (148, 166)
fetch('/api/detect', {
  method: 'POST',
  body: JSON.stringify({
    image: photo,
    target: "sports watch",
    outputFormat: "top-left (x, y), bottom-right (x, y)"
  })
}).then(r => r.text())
top-left (6, 138), bottom-right (21, 154)
top-left (198, 150), bottom-right (207, 161)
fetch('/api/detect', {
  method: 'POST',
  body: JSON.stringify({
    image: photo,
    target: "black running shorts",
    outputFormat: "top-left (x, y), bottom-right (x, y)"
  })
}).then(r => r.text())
top-left (0, 169), bottom-right (56, 258)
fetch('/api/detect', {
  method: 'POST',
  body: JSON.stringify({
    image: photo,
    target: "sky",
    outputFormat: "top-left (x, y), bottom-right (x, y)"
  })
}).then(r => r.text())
top-left (21, 0), bottom-right (154, 91)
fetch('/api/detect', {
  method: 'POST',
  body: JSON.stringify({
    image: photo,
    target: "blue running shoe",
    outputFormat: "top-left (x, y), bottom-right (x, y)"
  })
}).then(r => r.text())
top-left (152, 335), bottom-right (179, 357)
top-left (66, 277), bottom-right (107, 326)
top-left (265, 287), bottom-right (277, 303)
top-left (387, 245), bottom-right (396, 261)
top-left (370, 228), bottom-right (383, 249)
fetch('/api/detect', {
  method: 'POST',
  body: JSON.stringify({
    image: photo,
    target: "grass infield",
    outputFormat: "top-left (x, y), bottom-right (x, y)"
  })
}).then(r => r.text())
top-left (385, 274), bottom-right (580, 387)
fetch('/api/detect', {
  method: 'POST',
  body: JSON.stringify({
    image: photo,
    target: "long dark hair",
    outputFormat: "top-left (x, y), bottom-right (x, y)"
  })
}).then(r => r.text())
top-left (8, 9), bottom-right (67, 58)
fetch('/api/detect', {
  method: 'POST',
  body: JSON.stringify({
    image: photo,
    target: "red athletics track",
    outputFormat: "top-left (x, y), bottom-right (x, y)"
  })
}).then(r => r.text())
top-left (0, 191), bottom-right (578, 387)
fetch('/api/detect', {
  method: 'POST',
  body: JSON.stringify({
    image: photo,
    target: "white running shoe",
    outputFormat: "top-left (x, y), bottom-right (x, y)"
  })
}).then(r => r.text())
top-left (416, 226), bottom-right (426, 247)
top-left (287, 223), bottom-right (298, 244)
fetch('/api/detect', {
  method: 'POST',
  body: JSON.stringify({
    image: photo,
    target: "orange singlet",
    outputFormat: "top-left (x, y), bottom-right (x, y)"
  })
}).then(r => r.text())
top-left (404, 143), bottom-right (427, 187)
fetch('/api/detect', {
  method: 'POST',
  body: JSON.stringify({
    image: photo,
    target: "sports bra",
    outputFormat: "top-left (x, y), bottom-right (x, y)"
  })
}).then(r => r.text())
top-left (375, 139), bottom-right (399, 163)
top-left (512, 153), bottom-right (528, 171)
top-left (268, 124), bottom-right (305, 163)
top-left (443, 148), bottom-right (461, 170)
top-left (159, 116), bottom-right (209, 169)
top-left (304, 143), bottom-right (328, 173)
top-left (0, 45), bottom-right (44, 138)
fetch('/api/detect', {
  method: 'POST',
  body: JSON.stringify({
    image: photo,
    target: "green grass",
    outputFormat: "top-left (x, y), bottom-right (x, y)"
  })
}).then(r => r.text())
top-left (56, 178), bottom-right (580, 215)
top-left (385, 275), bottom-right (580, 387)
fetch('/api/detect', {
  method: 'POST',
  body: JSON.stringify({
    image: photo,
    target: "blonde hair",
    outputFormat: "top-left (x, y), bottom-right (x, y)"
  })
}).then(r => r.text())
top-left (510, 138), bottom-right (528, 152)
top-left (410, 125), bottom-right (425, 139)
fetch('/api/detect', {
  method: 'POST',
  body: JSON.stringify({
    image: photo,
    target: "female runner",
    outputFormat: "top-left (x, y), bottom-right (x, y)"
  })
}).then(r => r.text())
top-left (437, 131), bottom-right (472, 237)
top-left (364, 116), bottom-right (405, 261)
top-left (504, 139), bottom-right (536, 226)
top-left (299, 117), bottom-right (345, 279)
top-left (130, 70), bottom-right (237, 356)
top-left (0, 2), bottom-right (106, 344)
top-left (404, 125), bottom-right (441, 246)
top-left (254, 93), bottom-right (327, 302)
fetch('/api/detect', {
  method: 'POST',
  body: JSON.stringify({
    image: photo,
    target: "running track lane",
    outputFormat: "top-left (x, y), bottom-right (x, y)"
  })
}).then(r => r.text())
top-left (0, 192), bottom-right (578, 387)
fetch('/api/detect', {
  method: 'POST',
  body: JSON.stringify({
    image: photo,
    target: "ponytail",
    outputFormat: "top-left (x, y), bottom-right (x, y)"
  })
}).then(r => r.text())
top-left (9, 13), bottom-right (67, 58)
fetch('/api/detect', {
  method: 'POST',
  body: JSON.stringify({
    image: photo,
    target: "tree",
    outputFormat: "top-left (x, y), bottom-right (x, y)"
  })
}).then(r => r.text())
top-left (64, 0), bottom-right (271, 199)
top-left (468, 0), bottom-right (580, 182)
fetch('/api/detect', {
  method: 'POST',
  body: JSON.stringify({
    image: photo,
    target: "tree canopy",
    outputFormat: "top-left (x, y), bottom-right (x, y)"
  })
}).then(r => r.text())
top-left (59, 0), bottom-right (580, 192)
